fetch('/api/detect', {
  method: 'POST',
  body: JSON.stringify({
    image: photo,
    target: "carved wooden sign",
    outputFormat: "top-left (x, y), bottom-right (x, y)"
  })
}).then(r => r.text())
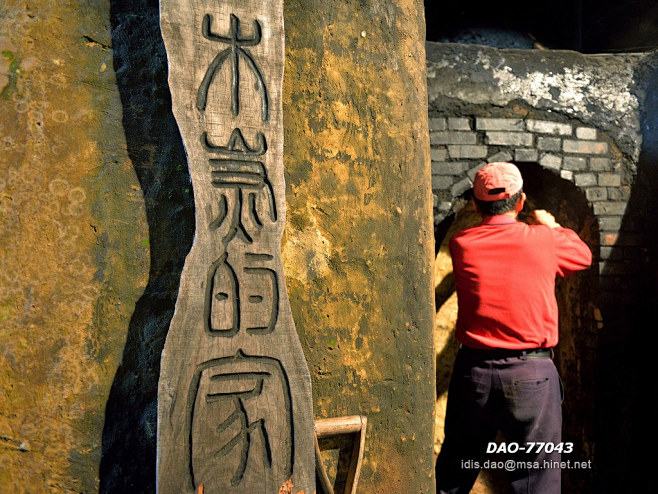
top-left (158, 1), bottom-right (315, 492)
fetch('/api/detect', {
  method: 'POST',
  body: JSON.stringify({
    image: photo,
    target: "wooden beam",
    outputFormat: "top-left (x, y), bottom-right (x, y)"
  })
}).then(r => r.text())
top-left (157, 1), bottom-right (315, 492)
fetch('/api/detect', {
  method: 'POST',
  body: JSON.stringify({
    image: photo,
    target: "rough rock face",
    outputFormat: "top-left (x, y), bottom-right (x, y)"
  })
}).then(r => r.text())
top-left (426, 43), bottom-right (644, 162)
top-left (0, 0), bottom-right (148, 491)
top-left (282, 1), bottom-right (436, 492)
top-left (1, 0), bottom-right (436, 492)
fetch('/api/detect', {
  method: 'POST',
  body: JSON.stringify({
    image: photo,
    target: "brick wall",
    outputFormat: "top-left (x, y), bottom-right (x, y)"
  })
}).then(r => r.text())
top-left (430, 113), bottom-right (639, 493)
top-left (426, 43), bottom-right (655, 493)
top-left (430, 115), bottom-right (636, 280)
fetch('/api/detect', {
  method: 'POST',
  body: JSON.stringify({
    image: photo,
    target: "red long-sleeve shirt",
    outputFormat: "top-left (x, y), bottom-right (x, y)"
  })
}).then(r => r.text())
top-left (449, 214), bottom-right (593, 350)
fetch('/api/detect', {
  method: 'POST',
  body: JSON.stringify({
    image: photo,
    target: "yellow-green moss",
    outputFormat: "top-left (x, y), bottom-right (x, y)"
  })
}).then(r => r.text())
top-left (0, 1), bottom-right (148, 491)
top-left (283, 0), bottom-right (435, 491)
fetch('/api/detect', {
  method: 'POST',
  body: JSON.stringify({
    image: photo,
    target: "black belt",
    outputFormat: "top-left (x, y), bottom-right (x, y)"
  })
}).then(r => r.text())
top-left (460, 346), bottom-right (553, 359)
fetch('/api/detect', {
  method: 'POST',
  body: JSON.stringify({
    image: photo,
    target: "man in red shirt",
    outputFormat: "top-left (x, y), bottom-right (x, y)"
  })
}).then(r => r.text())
top-left (435, 162), bottom-right (592, 494)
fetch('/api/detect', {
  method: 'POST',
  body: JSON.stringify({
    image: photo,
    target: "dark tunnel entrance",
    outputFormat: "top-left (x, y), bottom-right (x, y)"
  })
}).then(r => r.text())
top-left (434, 162), bottom-right (599, 493)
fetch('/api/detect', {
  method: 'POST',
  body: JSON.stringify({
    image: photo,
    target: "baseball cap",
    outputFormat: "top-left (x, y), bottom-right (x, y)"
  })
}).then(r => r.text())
top-left (473, 162), bottom-right (523, 201)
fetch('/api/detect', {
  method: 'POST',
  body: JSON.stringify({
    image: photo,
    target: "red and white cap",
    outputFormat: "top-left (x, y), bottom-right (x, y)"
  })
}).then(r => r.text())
top-left (473, 162), bottom-right (523, 202)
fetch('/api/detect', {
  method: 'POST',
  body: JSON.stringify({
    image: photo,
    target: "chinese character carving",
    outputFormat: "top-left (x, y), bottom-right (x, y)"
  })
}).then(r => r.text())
top-left (158, 1), bottom-right (316, 491)
top-left (202, 128), bottom-right (267, 157)
top-left (207, 160), bottom-right (277, 243)
top-left (243, 253), bottom-right (279, 334)
top-left (205, 253), bottom-right (279, 336)
top-left (205, 252), bottom-right (240, 336)
top-left (196, 13), bottom-right (269, 121)
top-left (187, 352), bottom-right (293, 492)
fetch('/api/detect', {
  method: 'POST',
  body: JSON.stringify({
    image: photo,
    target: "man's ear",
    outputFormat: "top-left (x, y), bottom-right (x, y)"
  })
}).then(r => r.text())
top-left (515, 192), bottom-right (526, 212)
top-left (472, 197), bottom-right (481, 215)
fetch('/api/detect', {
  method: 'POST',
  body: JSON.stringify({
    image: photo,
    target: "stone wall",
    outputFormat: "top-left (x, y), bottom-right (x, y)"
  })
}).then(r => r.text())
top-left (430, 115), bottom-right (634, 287)
top-left (283, 1), bottom-right (435, 492)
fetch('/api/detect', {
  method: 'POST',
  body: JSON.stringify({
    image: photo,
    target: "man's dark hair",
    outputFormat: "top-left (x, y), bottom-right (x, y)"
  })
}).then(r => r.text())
top-left (474, 190), bottom-right (523, 217)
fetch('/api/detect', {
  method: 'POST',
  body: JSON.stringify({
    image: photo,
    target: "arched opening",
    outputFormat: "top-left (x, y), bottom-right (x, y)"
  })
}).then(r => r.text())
top-left (434, 162), bottom-right (599, 493)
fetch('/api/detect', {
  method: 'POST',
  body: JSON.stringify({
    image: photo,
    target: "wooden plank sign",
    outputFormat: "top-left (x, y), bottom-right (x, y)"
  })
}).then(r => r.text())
top-left (157, 1), bottom-right (315, 492)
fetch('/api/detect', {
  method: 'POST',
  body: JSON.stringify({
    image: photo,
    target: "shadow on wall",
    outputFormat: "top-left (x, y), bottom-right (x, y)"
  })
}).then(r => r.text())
top-left (434, 163), bottom-right (598, 494)
top-left (99, 0), bottom-right (194, 491)
top-left (518, 163), bottom-right (599, 494)
top-left (593, 54), bottom-right (658, 494)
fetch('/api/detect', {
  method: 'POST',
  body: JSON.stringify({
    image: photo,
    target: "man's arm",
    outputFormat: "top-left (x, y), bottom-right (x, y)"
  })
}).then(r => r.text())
top-left (525, 209), bottom-right (561, 228)
top-left (526, 209), bottom-right (593, 276)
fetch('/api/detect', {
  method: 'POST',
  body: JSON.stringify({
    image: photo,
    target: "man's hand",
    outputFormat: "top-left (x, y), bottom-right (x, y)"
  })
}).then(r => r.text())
top-left (526, 209), bottom-right (562, 228)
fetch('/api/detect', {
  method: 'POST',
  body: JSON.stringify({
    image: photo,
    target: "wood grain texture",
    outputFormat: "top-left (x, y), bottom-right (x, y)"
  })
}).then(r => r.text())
top-left (157, 1), bottom-right (314, 492)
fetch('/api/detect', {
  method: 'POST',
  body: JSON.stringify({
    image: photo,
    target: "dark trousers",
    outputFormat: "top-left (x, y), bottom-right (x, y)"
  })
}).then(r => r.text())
top-left (436, 347), bottom-right (563, 494)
